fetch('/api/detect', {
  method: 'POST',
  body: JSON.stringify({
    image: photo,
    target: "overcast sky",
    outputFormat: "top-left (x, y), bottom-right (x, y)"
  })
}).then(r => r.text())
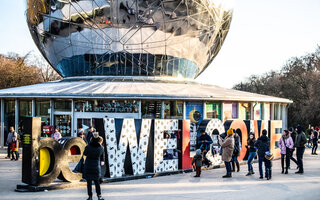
top-left (0, 0), bottom-right (320, 88)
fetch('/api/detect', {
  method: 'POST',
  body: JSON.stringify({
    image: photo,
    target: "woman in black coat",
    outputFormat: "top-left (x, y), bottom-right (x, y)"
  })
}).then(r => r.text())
top-left (83, 134), bottom-right (105, 200)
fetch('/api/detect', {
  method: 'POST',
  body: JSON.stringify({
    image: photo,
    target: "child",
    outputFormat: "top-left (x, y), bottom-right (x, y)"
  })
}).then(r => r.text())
top-left (264, 151), bottom-right (274, 180)
top-left (192, 149), bottom-right (203, 177)
top-left (11, 136), bottom-right (19, 161)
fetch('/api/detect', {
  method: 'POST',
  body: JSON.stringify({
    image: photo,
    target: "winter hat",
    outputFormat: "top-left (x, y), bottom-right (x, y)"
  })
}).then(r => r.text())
top-left (265, 151), bottom-right (274, 160)
top-left (315, 126), bottom-right (320, 131)
top-left (196, 149), bottom-right (201, 156)
top-left (227, 128), bottom-right (234, 136)
top-left (296, 125), bottom-right (303, 133)
top-left (262, 129), bottom-right (267, 136)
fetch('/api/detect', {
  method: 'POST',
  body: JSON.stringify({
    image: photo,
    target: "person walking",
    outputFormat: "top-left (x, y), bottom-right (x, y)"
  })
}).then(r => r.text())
top-left (198, 129), bottom-right (213, 167)
top-left (83, 132), bottom-right (105, 200)
top-left (288, 127), bottom-right (299, 169)
top-left (231, 129), bottom-right (241, 172)
top-left (192, 149), bottom-right (203, 177)
top-left (295, 125), bottom-right (307, 174)
top-left (278, 130), bottom-right (294, 174)
top-left (311, 127), bottom-right (319, 155)
top-left (219, 128), bottom-right (234, 178)
top-left (245, 132), bottom-right (257, 176)
top-left (5, 126), bottom-right (17, 159)
top-left (52, 128), bottom-right (62, 141)
top-left (254, 129), bottom-right (270, 179)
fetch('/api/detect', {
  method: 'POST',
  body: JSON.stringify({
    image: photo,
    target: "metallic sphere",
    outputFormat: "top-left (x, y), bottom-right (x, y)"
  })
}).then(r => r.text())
top-left (26, 0), bottom-right (233, 79)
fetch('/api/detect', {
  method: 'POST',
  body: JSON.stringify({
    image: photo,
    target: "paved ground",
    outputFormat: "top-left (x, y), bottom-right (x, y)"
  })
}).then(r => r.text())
top-left (0, 148), bottom-right (320, 200)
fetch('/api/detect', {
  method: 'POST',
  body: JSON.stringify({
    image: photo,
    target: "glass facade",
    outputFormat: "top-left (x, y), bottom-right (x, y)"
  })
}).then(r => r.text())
top-left (75, 100), bottom-right (138, 113)
top-left (35, 100), bottom-right (51, 133)
top-left (164, 101), bottom-right (183, 120)
top-left (141, 100), bottom-right (161, 119)
top-left (54, 100), bottom-right (71, 112)
top-left (19, 101), bottom-right (32, 135)
top-left (54, 114), bottom-right (71, 137)
top-left (4, 100), bottom-right (15, 146)
top-left (205, 102), bottom-right (221, 119)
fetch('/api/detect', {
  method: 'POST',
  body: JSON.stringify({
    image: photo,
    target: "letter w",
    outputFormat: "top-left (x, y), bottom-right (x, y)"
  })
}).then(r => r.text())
top-left (104, 118), bottom-right (151, 178)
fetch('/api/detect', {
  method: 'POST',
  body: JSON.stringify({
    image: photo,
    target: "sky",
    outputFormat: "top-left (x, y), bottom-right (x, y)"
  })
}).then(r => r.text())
top-left (0, 0), bottom-right (320, 88)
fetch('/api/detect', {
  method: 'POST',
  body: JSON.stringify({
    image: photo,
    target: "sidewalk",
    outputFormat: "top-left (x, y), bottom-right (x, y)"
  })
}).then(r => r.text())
top-left (0, 148), bottom-right (319, 200)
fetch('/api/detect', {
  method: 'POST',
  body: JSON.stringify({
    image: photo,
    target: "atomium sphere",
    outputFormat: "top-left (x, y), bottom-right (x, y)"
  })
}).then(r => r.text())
top-left (26, 0), bottom-right (233, 79)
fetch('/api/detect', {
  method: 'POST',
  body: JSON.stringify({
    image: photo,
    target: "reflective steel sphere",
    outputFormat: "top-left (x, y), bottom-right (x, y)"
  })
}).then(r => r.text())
top-left (26, 0), bottom-right (233, 79)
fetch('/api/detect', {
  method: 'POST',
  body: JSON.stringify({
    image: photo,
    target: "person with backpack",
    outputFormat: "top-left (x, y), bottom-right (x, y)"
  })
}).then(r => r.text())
top-left (231, 129), bottom-right (241, 172)
top-left (278, 130), bottom-right (294, 174)
top-left (295, 125), bottom-right (307, 174)
top-left (254, 129), bottom-right (270, 179)
top-left (311, 126), bottom-right (319, 155)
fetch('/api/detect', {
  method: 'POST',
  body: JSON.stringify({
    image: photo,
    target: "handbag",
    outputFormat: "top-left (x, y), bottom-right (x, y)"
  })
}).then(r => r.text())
top-left (73, 156), bottom-right (84, 173)
top-left (283, 137), bottom-right (294, 152)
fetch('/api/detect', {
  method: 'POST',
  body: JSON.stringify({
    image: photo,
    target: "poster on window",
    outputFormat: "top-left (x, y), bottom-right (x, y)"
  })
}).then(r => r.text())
top-left (185, 102), bottom-right (203, 151)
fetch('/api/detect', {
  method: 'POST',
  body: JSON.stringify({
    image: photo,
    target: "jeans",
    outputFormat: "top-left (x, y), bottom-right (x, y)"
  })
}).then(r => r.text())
top-left (312, 141), bottom-right (318, 154)
top-left (288, 149), bottom-right (298, 167)
top-left (225, 161), bottom-right (232, 175)
top-left (87, 180), bottom-right (101, 197)
top-left (296, 147), bottom-right (305, 172)
top-left (231, 155), bottom-right (239, 163)
top-left (247, 152), bottom-right (256, 172)
top-left (258, 156), bottom-right (264, 177)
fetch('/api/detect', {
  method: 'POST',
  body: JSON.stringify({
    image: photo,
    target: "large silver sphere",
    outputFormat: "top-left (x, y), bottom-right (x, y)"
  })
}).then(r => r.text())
top-left (26, 0), bottom-right (233, 79)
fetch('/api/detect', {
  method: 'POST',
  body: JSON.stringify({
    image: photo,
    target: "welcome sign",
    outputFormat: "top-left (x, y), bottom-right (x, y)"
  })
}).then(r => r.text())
top-left (21, 117), bottom-right (282, 186)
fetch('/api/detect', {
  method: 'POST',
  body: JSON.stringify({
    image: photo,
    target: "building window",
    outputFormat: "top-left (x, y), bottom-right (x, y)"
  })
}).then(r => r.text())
top-left (164, 101), bottom-right (183, 119)
top-left (19, 101), bottom-right (32, 135)
top-left (75, 100), bottom-right (139, 113)
top-left (141, 100), bottom-right (161, 119)
top-left (264, 103), bottom-right (271, 120)
top-left (54, 115), bottom-right (71, 137)
top-left (54, 100), bottom-right (71, 112)
top-left (240, 103), bottom-right (251, 120)
top-left (205, 102), bottom-right (221, 119)
top-left (4, 100), bottom-right (15, 146)
top-left (36, 100), bottom-right (51, 133)
top-left (223, 102), bottom-right (238, 121)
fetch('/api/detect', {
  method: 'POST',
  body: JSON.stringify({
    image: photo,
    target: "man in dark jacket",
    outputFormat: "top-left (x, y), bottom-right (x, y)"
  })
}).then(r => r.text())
top-left (288, 127), bottom-right (298, 169)
top-left (198, 129), bottom-right (213, 167)
top-left (254, 129), bottom-right (270, 179)
top-left (295, 125), bottom-right (307, 174)
top-left (231, 129), bottom-right (241, 172)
